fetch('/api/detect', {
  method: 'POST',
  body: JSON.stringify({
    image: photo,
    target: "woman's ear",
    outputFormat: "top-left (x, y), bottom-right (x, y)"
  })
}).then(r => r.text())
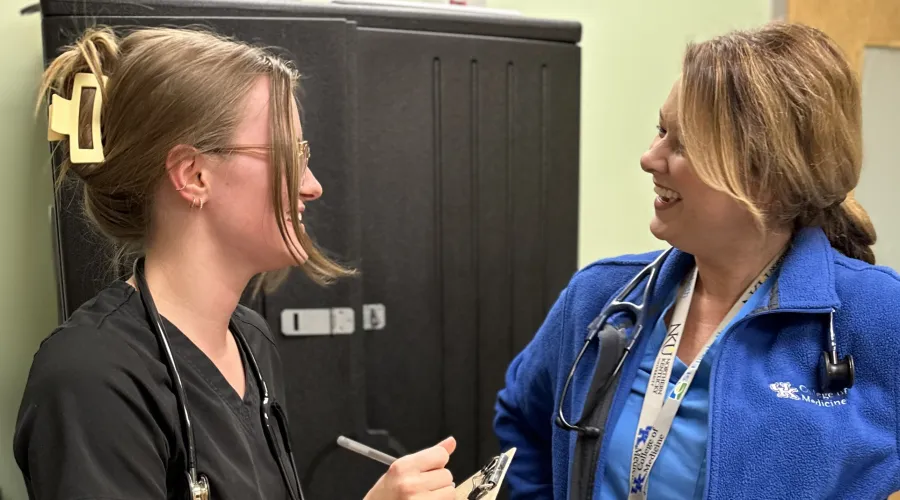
top-left (165, 144), bottom-right (210, 206)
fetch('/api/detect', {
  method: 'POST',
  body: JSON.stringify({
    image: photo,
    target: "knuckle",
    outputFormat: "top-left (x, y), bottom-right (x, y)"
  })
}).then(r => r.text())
top-left (388, 461), bottom-right (408, 477)
top-left (397, 478), bottom-right (417, 496)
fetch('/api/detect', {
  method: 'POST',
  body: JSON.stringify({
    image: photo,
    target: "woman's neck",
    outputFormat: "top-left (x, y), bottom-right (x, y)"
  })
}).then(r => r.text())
top-left (692, 230), bottom-right (791, 307)
top-left (130, 235), bottom-right (255, 357)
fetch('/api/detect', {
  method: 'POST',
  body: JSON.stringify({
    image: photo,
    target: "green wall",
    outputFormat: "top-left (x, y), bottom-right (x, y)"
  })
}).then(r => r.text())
top-left (0, 1), bottom-right (60, 499)
top-left (488, 0), bottom-right (773, 266)
top-left (0, 1), bottom-right (770, 497)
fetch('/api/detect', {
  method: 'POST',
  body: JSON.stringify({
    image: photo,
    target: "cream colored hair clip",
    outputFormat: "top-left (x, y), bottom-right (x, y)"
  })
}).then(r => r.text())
top-left (48, 72), bottom-right (108, 164)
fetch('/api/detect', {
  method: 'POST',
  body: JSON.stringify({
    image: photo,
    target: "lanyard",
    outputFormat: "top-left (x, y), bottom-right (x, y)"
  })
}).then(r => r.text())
top-left (627, 251), bottom-right (784, 499)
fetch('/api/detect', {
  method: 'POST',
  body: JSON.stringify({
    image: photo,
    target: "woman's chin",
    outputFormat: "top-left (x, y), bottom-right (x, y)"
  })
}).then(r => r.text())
top-left (649, 217), bottom-right (670, 241)
top-left (649, 219), bottom-right (684, 249)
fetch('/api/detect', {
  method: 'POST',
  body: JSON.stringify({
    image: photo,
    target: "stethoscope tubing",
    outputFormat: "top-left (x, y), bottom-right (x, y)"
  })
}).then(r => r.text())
top-left (555, 247), bottom-right (853, 436)
top-left (133, 256), bottom-right (303, 500)
top-left (134, 257), bottom-right (202, 485)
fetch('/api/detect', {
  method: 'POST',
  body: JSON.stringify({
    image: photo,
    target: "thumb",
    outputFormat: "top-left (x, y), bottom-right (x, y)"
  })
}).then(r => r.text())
top-left (437, 436), bottom-right (457, 455)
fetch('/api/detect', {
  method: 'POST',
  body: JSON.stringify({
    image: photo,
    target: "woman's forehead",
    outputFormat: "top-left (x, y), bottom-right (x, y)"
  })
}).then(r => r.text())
top-left (236, 76), bottom-right (303, 140)
top-left (660, 81), bottom-right (679, 124)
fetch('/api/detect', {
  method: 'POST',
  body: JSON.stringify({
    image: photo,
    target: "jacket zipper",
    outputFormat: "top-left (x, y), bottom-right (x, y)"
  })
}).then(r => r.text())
top-left (703, 306), bottom-right (831, 499)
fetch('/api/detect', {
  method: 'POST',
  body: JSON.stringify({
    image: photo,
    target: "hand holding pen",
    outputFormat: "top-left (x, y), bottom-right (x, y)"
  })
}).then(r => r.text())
top-left (341, 435), bottom-right (457, 500)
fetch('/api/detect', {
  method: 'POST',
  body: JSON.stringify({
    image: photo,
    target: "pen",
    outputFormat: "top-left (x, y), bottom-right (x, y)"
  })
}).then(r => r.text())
top-left (337, 436), bottom-right (398, 466)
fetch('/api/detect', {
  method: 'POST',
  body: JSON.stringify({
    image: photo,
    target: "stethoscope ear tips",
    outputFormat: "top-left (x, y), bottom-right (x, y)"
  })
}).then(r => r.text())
top-left (818, 351), bottom-right (855, 393)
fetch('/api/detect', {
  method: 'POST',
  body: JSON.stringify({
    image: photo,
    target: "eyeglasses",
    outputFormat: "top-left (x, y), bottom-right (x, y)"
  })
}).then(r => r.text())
top-left (206, 140), bottom-right (310, 170)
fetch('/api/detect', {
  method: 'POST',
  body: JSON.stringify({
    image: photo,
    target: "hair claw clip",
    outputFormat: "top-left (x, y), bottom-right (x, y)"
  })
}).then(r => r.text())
top-left (48, 72), bottom-right (108, 164)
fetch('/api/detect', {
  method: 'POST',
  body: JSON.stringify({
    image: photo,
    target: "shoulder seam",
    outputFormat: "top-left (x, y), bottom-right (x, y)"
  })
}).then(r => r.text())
top-left (42, 318), bottom-right (175, 463)
top-left (234, 313), bottom-right (277, 348)
top-left (93, 285), bottom-right (135, 330)
top-left (109, 303), bottom-right (175, 463)
top-left (834, 259), bottom-right (900, 284)
top-left (554, 286), bottom-right (573, 378)
top-left (577, 257), bottom-right (655, 275)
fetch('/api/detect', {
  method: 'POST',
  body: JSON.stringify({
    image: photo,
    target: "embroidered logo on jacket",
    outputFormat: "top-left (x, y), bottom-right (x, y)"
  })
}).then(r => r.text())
top-left (769, 382), bottom-right (848, 407)
top-left (769, 382), bottom-right (800, 400)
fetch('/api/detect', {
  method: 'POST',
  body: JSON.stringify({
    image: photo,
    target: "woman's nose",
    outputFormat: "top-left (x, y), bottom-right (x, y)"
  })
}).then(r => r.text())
top-left (640, 141), bottom-right (667, 174)
top-left (300, 168), bottom-right (323, 201)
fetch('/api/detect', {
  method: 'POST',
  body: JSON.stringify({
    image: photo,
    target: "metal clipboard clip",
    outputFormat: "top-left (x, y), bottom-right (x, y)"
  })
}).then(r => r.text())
top-left (458, 448), bottom-right (516, 500)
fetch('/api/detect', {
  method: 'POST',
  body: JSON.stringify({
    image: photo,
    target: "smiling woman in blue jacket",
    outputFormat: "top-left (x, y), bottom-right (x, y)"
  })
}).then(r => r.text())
top-left (494, 22), bottom-right (900, 500)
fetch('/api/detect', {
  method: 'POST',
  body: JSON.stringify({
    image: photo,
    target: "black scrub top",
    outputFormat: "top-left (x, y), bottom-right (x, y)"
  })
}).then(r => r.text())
top-left (13, 281), bottom-right (293, 500)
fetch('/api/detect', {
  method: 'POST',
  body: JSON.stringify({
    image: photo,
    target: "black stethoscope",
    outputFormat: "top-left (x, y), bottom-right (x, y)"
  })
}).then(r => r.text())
top-left (554, 247), bottom-right (855, 436)
top-left (133, 257), bottom-right (306, 500)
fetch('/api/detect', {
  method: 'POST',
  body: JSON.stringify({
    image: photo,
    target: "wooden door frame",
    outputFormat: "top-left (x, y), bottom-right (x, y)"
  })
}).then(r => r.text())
top-left (783, 0), bottom-right (900, 76)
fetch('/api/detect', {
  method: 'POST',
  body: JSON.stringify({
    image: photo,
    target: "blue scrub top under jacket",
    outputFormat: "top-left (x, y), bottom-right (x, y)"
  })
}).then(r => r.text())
top-left (599, 275), bottom-right (775, 499)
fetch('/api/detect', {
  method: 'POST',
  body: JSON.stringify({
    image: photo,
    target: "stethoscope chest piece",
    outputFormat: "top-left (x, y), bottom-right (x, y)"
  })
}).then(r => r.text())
top-left (189, 472), bottom-right (210, 500)
top-left (819, 350), bottom-right (855, 394)
top-left (818, 309), bottom-right (855, 394)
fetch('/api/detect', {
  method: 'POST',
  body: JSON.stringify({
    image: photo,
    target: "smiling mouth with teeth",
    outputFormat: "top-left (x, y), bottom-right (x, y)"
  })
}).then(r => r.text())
top-left (653, 184), bottom-right (683, 209)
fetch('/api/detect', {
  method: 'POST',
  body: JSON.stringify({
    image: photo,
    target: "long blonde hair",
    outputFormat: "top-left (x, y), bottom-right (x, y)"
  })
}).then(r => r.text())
top-left (39, 26), bottom-right (354, 288)
top-left (678, 22), bottom-right (876, 263)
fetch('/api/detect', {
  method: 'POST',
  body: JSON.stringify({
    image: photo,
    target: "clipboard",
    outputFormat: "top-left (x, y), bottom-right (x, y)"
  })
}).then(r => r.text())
top-left (454, 448), bottom-right (516, 500)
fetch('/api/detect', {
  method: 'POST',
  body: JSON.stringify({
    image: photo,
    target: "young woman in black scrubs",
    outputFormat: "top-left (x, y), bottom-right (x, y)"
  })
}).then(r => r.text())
top-left (14, 26), bottom-right (456, 500)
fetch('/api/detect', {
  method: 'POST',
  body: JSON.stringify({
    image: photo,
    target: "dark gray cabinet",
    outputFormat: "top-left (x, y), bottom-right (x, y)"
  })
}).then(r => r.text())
top-left (39, 1), bottom-right (580, 497)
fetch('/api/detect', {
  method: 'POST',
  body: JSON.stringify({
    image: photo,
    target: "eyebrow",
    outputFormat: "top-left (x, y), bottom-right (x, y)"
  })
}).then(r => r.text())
top-left (659, 109), bottom-right (672, 126)
top-left (659, 109), bottom-right (678, 134)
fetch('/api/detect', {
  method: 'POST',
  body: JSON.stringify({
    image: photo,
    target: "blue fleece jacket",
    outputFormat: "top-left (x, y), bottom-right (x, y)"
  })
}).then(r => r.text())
top-left (494, 227), bottom-right (900, 499)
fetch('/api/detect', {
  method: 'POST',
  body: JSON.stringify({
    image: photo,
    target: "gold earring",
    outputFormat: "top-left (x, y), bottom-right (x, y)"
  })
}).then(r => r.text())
top-left (191, 197), bottom-right (198, 209)
top-left (199, 199), bottom-right (204, 210)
